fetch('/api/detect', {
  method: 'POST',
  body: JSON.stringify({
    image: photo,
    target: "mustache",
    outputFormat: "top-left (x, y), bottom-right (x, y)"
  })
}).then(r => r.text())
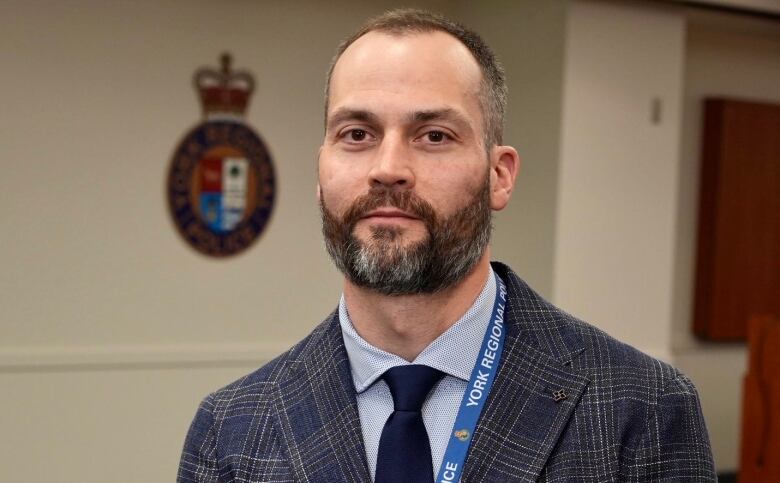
top-left (339, 187), bottom-right (438, 229)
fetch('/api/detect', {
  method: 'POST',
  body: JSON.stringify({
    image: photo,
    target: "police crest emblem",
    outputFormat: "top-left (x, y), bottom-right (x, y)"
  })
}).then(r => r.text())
top-left (167, 53), bottom-right (275, 257)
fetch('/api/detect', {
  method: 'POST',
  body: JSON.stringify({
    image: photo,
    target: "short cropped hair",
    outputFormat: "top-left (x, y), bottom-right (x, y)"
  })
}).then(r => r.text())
top-left (324, 8), bottom-right (507, 148)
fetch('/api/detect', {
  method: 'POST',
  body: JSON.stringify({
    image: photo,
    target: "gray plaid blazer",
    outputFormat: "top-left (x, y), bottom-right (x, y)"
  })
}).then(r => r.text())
top-left (178, 263), bottom-right (716, 482)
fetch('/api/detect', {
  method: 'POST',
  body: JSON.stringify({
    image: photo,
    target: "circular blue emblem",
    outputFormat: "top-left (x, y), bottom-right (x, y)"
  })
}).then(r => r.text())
top-left (167, 120), bottom-right (275, 257)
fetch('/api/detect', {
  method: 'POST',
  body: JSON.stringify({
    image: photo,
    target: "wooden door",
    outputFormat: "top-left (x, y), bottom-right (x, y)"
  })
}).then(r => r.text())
top-left (740, 317), bottom-right (780, 482)
top-left (694, 98), bottom-right (780, 340)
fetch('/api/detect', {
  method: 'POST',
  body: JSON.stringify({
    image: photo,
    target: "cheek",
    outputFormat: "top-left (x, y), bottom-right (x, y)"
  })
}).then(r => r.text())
top-left (319, 172), bottom-right (362, 216)
top-left (417, 171), bottom-right (479, 212)
top-left (319, 159), bottom-right (351, 205)
top-left (319, 184), bottom-right (346, 214)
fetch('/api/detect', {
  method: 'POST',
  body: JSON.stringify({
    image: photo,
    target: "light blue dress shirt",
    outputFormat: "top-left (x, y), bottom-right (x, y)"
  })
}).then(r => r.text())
top-left (338, 268), bottom-right (497, 481)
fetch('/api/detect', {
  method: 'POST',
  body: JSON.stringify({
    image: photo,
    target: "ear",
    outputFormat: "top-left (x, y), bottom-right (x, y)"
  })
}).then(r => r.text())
top-left (489, 145), bottom-right (520, 211)
top-left (316, 183), bottom-right (322, 203)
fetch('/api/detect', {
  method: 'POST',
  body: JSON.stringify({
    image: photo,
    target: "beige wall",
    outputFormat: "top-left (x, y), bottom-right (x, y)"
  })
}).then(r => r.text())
top-left (554, 0), bottom-right (686, 361)
top-left (0, 1), bottom-right (566, 481)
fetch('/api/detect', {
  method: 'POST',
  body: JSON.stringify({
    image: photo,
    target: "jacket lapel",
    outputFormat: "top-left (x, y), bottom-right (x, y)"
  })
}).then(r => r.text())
top-left (273, 313), bottom-right (371, 483)
top-left (462, 264), bottom-right (591, 482)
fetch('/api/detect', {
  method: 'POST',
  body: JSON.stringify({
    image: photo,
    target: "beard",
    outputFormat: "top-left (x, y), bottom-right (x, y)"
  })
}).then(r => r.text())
top-left (320, 172), bottom-right (492, 295)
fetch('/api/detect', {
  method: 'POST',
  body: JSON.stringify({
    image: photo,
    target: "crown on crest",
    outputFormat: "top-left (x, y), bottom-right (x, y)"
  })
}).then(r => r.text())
top-left (193, 53), bottom-right (255, 117)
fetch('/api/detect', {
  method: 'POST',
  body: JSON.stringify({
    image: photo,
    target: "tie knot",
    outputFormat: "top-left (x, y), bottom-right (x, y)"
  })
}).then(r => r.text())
top-left (382, 365), bottom-right (444, 412)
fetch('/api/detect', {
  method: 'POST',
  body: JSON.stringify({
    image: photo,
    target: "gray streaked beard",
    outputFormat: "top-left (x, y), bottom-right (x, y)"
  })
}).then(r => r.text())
top-left (320, 172), bottom-right (492, 295)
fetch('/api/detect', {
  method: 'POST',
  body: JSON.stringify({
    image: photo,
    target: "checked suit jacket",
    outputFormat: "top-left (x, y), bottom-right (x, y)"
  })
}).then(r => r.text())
top-left (178, 263), bottom-right (716, 482)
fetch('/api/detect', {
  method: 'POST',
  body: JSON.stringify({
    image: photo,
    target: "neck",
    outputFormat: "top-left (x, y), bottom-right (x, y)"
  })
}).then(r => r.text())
top-left (343, 252), bottom-right (492, 362)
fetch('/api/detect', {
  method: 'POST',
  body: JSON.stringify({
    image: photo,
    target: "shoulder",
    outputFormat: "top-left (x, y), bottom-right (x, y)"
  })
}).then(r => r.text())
top-left (179, 312), bottom-right (343, 482)
top-left (562, 310), bottom-right (713, 476)
top-left (495, 262), bottom-right (715, 476)
top-left (196, 310), bottom-right (340, 421)
top-left (495, 261), bottom-right (685, 397)
top-left (494, 262), bottom-right (714, 478)
top-left (495, 261), bottom-right (707, 444)
top-left (568, 312), bottom-right (683, 399)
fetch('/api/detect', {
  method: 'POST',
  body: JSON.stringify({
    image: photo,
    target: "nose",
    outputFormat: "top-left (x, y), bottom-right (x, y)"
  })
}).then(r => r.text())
top-left (368, 133), bottom-right (415, 189)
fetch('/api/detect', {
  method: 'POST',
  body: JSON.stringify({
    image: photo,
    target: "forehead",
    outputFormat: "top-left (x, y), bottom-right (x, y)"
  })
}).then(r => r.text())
top-left (328, 30), bottom-right (483, 118)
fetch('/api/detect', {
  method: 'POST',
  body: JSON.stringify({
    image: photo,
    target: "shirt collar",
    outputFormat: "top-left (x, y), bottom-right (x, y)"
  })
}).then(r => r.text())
top-left (339, 267), bottom-right (497, 393)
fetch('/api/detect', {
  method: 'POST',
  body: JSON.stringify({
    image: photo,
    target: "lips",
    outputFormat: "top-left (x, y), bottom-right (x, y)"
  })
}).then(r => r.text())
top-left (361, 208), bottom-right (420, 221)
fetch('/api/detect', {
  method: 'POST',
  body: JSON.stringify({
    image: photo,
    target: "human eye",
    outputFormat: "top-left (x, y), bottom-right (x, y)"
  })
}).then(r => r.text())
top-left (416, 129), bottom-right (454, 145)
top-left (338, 127), bottom-right (376, 146)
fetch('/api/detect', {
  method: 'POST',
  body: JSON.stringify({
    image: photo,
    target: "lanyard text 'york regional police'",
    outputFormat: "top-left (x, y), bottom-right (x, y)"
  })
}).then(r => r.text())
top-left (436, 272), bottom-right (507, 483)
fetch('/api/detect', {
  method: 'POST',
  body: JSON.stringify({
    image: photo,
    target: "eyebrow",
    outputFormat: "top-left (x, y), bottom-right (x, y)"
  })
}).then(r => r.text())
top-left (408, 108), bottom-right (470, 129)
top-left (326, 108), bottom-right (380, 133)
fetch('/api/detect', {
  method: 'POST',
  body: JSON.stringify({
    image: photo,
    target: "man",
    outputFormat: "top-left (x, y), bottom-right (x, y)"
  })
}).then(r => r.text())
top-left (179, 9), bottom-right (715, 482)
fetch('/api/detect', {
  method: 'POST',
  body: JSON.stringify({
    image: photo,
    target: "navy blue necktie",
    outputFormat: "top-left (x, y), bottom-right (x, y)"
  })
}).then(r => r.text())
top-left (375, 365), bottom-right (445, 483)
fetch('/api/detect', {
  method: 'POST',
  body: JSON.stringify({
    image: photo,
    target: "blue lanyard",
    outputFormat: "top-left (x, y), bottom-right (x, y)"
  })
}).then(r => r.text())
top-left (435, 272), bottom-right (507, 483)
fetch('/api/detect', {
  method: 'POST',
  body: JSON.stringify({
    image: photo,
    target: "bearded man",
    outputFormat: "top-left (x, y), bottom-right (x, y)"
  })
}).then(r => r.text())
top-left (179, 9), bottom-right (715, 483)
